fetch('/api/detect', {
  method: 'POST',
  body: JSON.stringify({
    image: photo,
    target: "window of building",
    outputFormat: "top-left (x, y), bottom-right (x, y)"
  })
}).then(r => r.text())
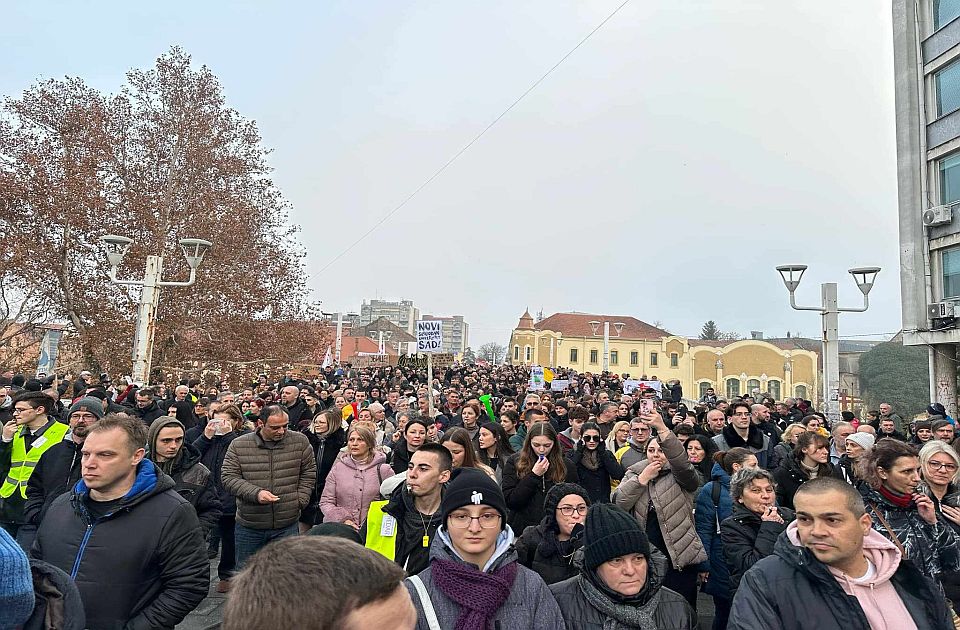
top-left (610, 351), bottom-right (618, 365)
top-left (938, 60), bottom-right (960, 118)
top-left (768, 379), bottom-right (781, 401)
top-left (726, 378), bottom-right (740, 399)
top-left (940, 153), bottom-right (960, 205)
top-left (570, 348), bottom-right (578, 363)
top-left (935, 0), bottom-right (960, 30)
top-left (524, 346), bottom-right (532, 362)
top-left (590, 349), bottom-right (599, 364)
top-left (630, 351), bottom-right (639, 366)
top-left (944, 247), bottom-right (960, 299)
top-left (670, 353), bottom-right (678, 368)
top-left (513, 345), bottom-right (520, 361)
top-left (699, 382), bottom-right (713, 398)
top-left (747, 378), bottom-right (760, 394)
top-left (650, 352), bottom-right (658, 367)
top-left (795, 384), bottom-right (808, 400)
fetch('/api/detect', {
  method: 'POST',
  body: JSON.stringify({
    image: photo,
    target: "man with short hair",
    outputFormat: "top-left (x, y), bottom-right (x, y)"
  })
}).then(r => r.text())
top-left (131, 387), bottom-right (164, 426)
top-left (751, 403), bottom-right (782, 445)
top-left (615, 418), bottom-right (653, 469)
top-left (33, 414), bottom-right (210, 628)
top-left (712, 402), bottom-right (772, 468)
top-left (21, 397), bottom-right (103, 550)
top-left (729, 477), bottom-right (953, 629)
top-left (223, 536), bottom-right (416, 630)
top-left (558, 406), bottom-right (589, 452)
top-left (878, 418), bottom-right (907, 441)
top-left (0, 392), bottom-right (68, 540)
top-left (932, 418), bottom-right (956, 442)
top-left (595, 402), bottom-right (618, 440)
top-left (703, 408), bottom-right (726, 437)
top-left (362, 442), bottom-right (451, 574)
top-left (222, 405), bottom-right (316, 567)
top-left (828, 422), bottom-right (855, 466)
top-left (877, 402), bottom-right (905, 434)
top-left (279, 385), bottom-right (310, 429)
top-left (174, 385), bottom-right (190, 402)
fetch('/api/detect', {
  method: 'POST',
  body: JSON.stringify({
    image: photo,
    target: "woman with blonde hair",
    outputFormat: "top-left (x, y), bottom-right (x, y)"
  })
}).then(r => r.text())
top-left (771, 423), bottom-right (806, 470)
top-left (319, 425), bottom-right (392, 530)
top-left (918, 440), bottom-right (960, 608)
top-left (604, 420), bottom-right (630, 453)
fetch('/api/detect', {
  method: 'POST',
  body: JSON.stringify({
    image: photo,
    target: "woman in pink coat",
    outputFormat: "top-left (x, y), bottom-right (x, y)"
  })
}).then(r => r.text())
top-left (319, 425), bottom-right (393, 530)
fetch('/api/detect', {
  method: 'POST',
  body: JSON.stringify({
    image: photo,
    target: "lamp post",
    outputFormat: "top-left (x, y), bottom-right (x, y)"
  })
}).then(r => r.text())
top-left (99, 235), bottom-right (213, 385)
top-left (775, 265), bottom-right (880, 424)
top-left (589, 320), bottom-right (625, 372)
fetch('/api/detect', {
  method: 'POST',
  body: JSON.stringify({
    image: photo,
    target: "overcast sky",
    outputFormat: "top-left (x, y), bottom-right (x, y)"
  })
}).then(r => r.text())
top-left (2, 1), bottom-right (901, 348)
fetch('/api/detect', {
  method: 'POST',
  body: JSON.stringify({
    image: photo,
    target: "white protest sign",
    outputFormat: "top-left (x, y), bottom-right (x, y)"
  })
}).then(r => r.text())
top-left (529, 366), bottom-right (545, 391)
top-left (550, 379), bottom-right (570, 392)
top-left (416, 320), bottom-right (443, 353)
top-left (623, 379), bottom-right (640, 395)
top-left (640, 380), bottom-right (663, 394)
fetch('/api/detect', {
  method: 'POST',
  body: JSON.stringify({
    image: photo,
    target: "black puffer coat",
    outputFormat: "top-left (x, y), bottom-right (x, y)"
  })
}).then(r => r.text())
top-left (23, 559), bottom-right (86, 630)
top-left (32, 460), bottom-right (209, 630)
top-left (719, 502), bottom-right (793, 595)
top-left (514, 482), bottom-right (590, 585)
top-left (729, 528), bottom-right (953, 630)
top-left (192, 428), bottom-right (249, 516)
top-left (165, 442), bottom-right (222, 533)
top-left (23, 439), bottom-right (84, 526)
top-left (860, 482), bottom-right (960, 579)
top-left (549, 550), bottom-right (698, 630)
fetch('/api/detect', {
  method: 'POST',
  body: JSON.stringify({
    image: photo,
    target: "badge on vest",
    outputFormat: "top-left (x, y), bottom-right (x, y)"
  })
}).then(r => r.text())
top-left (30, 436), bottom-right (47, 449)
top-left (380, 514), bottom-right (397, 537)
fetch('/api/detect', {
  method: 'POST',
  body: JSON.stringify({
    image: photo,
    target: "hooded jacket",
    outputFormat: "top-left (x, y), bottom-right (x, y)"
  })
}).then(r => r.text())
top-left (319, 451), bottom-right (392, 526)
top-left (23, 559), bottom-right (86, 630)
top-left (859, 482), bottom-right (960, 579)
top-left (549, 548), bottom-right (697, 630)
top-left (719, 502), bottom-right (793, 595)
top-left (729, 523), bottom-right (952, 630)
top-left (32, 460), bottom-right (209, 630)
top-left (694, 462), bottom-right (734, 598)
top-left (359, 481), bottom-right (443, 575)
top-left (712, 423), bottom-right (772, 468)
top-left (146, 417), bottom-right (221, 533)
top-left (192, 426), bottom-right (250, 516)
top-left (404, 527), bottom-right (564, 630)
top-left (514, 483), bottom-right (591, 585)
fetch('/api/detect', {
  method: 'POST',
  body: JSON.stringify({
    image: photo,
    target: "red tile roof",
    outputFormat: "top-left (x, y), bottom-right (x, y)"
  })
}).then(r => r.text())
top-left (339, 335), bottom-right (397, 360)
top-left (535, 313), bottom-right (670, 340)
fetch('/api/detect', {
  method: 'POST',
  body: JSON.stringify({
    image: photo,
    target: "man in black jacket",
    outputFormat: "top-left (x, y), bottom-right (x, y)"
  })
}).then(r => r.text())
top-left (729, 477), bottom-right (953, 629)
top-left (32, 414), bottom-right (209, 629)
top-left (130, 387), bottom-right (165, 426)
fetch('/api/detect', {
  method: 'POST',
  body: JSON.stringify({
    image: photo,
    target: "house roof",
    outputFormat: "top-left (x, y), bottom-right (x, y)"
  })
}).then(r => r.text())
top-left (358, 317), bottom-right (415, 343)
top-left (534, 313), bottom-right (669, 340)
top-left (339, 335), bottom-right (398, 360)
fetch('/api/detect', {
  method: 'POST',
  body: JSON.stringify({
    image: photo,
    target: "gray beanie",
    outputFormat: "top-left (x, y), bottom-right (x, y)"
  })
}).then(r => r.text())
top-left (67, 397), bottom-right (104, 420)
top-left (846, 432), bottom-right (875, 450)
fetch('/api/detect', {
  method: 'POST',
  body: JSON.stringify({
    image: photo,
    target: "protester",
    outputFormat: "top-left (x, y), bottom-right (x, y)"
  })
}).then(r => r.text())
top-left (362, 443), bottom-right (451, 575)
top-left (320, 424), bottom-right (393, 530)
top-left (221, 405), bottom-right (317, 567)
top-left (569, 422), bottom-right (624, 504)
top-left (833, 431), bottom-right (874, 486)
top-left (557, 406), bottom-right (588, 452)
top-left (694, 448), bottom-right (758, 629)
top-left (130, 387), bottom-right (165, 426)
top-left (500, 410), bottom-right (523, 451)
top-left (404, 467), bottom-right (564, 629)
top-left (686, 434), bottom-right (717, 486)
top-left (223, 537), bottom-right (416, 630)
top-left (476, 421), bottom-right (515, 482)
top-left (711, 402), bottom-right (772, 469)
top-left (33, 414), bottom-right (209, 629)
top-left (391, 418), bottom-right (429, 475)
top-left (828, 422), bottom-right (855, 466)
top-left (773, 431), bottom-right (833, 510)
top-left (502, 421), bottom-right (579, 534)
top-left (917, 439), bottom-right (960, 608)
top-left (615, 409), bottom-right (708, 608)
top-left (614, 417), bottom-right (653, 469)
top-left (729, 477), bottom-right (953, 629)
top-left (605, 420), bottom-right (630, 453)
top-left (300, 408), bottom-right (347, 531)
top-left (549, 503), bottom-right (698, 629)
top-left (514, 483), bottom-right (590, 585)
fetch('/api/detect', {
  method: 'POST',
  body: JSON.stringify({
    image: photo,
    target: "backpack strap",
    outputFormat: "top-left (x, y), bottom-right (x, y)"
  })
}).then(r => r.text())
top-left (407, 575), bottom-right (441, 630)
top-left (868, 501), bottom-right (909, 559)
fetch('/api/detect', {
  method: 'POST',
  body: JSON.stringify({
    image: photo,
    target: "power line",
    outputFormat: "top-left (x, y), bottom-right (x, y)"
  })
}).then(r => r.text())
top-left (307, 0), bottom-right (633, 280)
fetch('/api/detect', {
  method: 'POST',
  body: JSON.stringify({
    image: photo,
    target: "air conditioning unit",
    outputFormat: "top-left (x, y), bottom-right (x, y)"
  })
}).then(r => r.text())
top-left (922, 204), bottom-right (954, 227)
top-left (929, 301), bottom-right (956, 319)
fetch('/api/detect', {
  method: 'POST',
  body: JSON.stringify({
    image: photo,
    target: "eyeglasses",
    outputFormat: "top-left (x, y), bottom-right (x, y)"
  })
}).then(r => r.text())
top-left (928, 461), bottom-right (959, 472)
top-left (447, 513), bottom-right (501, 529)
top-left (583, 435), bottom-right (601, 443)
top-left (557, 504), bottom-right (588, 516)
top-left (630, 426), bottom-right (650, 433)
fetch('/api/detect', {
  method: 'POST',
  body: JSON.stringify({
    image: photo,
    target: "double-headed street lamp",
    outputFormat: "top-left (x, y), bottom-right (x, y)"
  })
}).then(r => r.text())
top-left (775, 265), bottom-right (880, 423)
top-left (588, 319), bottom-right (625, 372)
top-left (100, 235), bottom-right (213, 385)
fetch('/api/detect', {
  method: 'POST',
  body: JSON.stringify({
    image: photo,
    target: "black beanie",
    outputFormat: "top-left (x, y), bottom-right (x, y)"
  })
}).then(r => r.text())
top-left (583, 503), bottom-right (650, 570)
top-left (440, 467), bottom-right (508, 530)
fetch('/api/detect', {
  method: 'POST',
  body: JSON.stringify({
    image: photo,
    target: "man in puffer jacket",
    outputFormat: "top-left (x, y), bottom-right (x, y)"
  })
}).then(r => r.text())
top-left (730, 477), bottom-right (953, 629)
top-left (550, 503), bottom-right (698, 629)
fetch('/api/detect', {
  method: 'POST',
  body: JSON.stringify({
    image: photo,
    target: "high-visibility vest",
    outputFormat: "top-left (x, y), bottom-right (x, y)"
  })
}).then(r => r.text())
top-left (0, 421), bottom-right (69, 499)
top-left (364, 500), bottom-right (398, 561)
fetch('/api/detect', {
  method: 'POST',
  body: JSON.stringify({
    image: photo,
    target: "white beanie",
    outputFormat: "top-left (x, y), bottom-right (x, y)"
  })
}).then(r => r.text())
top-left (846, 432), bottom-right (876, 450)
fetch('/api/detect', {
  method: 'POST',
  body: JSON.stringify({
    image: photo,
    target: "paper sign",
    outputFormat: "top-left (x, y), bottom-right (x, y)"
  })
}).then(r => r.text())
top-left (416, 320), bottom-right (443, 353)
top-left (529, 366), bottom-right (545, 391)
top-left (550, 379), bottom-right (570, 392)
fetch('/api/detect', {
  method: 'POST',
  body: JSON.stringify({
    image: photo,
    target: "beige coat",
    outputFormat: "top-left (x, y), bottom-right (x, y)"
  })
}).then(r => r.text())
top-left (614, 430), bottom-right (707, 570)
top-left (221, 429), bottom-right (316, 530)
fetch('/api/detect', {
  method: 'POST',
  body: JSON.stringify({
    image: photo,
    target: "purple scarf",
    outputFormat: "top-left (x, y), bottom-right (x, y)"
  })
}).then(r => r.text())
top-left (431, 558), bottom-right (518, 630)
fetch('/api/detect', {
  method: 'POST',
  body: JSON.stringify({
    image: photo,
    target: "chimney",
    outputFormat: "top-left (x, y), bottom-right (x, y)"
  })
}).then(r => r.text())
top-left (750, 331), bottom-right (763, 340)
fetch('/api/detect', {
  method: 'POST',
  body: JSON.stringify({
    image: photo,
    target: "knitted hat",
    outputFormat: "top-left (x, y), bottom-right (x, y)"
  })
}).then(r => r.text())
top-left (440, 467), bottom-right (507, 529)
top-left (67, 397), bottom-right (104, 420)
top-left (0, 528), bottom-right (34, 627)
top-left (307, 522), bottom-right (362, 544)
top-left (583, 503), bottom-right (650, 570)
top-left (846, 433), bottom-right (875, 450)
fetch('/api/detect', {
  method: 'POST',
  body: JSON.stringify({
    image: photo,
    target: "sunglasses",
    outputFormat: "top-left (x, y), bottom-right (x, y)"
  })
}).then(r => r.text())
top-left (583, 435), bottom-right (601, 443)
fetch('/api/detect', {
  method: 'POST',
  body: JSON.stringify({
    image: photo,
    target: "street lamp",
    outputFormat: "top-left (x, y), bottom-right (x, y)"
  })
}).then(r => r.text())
top-left (588, 319), bottom-right (625, 372)
top-left (774, 264), bottom-right (880, 423)
top-left (99, 234), bottom-right (213, 385)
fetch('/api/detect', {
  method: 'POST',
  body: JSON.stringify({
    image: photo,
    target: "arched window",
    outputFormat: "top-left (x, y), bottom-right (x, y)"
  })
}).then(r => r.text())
top-left (699, 382), bottom-right (713, 398)
top-left (726, 378), bottom-right (740, 399)
top-left (795, 384), bottom-right (808, 400)
top-left (747, 379), bottom-right (760, 395)
top-left (767, 379), bottom-right (781, 401)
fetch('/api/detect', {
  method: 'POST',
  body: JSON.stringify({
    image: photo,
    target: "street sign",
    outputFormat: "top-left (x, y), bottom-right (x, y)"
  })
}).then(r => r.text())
top-left (416, 320), bottom-right (443, 353)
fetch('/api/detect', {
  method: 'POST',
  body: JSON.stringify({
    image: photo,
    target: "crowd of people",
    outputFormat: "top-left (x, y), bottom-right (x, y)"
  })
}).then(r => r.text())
top-left (0, 363), bottom-right (959, 629)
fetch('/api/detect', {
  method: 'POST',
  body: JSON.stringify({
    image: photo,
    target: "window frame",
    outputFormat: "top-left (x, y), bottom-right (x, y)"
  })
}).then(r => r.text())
top-left (650, 352), bottom-right (658, 367)
top-left (570, 348), bottom-right (578, 364)
top-left (589, 349), bottom-right (599, 364)
top-left (630, 351), bottom-right (639, 366)
top-left (610, 350), bottom-right (619, 366)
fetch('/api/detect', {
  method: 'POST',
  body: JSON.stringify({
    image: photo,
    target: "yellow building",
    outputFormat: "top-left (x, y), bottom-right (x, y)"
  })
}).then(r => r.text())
top-left (508, 311), bottom-right (819, 404)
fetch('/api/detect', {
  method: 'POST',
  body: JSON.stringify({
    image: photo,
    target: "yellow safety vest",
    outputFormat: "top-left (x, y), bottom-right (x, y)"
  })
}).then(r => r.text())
top-left (364, 500), bottom-right (397, 561)
top-left (1, 421), bottom-right (69, 500)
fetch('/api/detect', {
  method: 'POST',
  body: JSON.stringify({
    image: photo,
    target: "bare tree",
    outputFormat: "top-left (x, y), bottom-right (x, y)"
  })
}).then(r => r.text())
top-left (478, 342), bottom-right (507, 365)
